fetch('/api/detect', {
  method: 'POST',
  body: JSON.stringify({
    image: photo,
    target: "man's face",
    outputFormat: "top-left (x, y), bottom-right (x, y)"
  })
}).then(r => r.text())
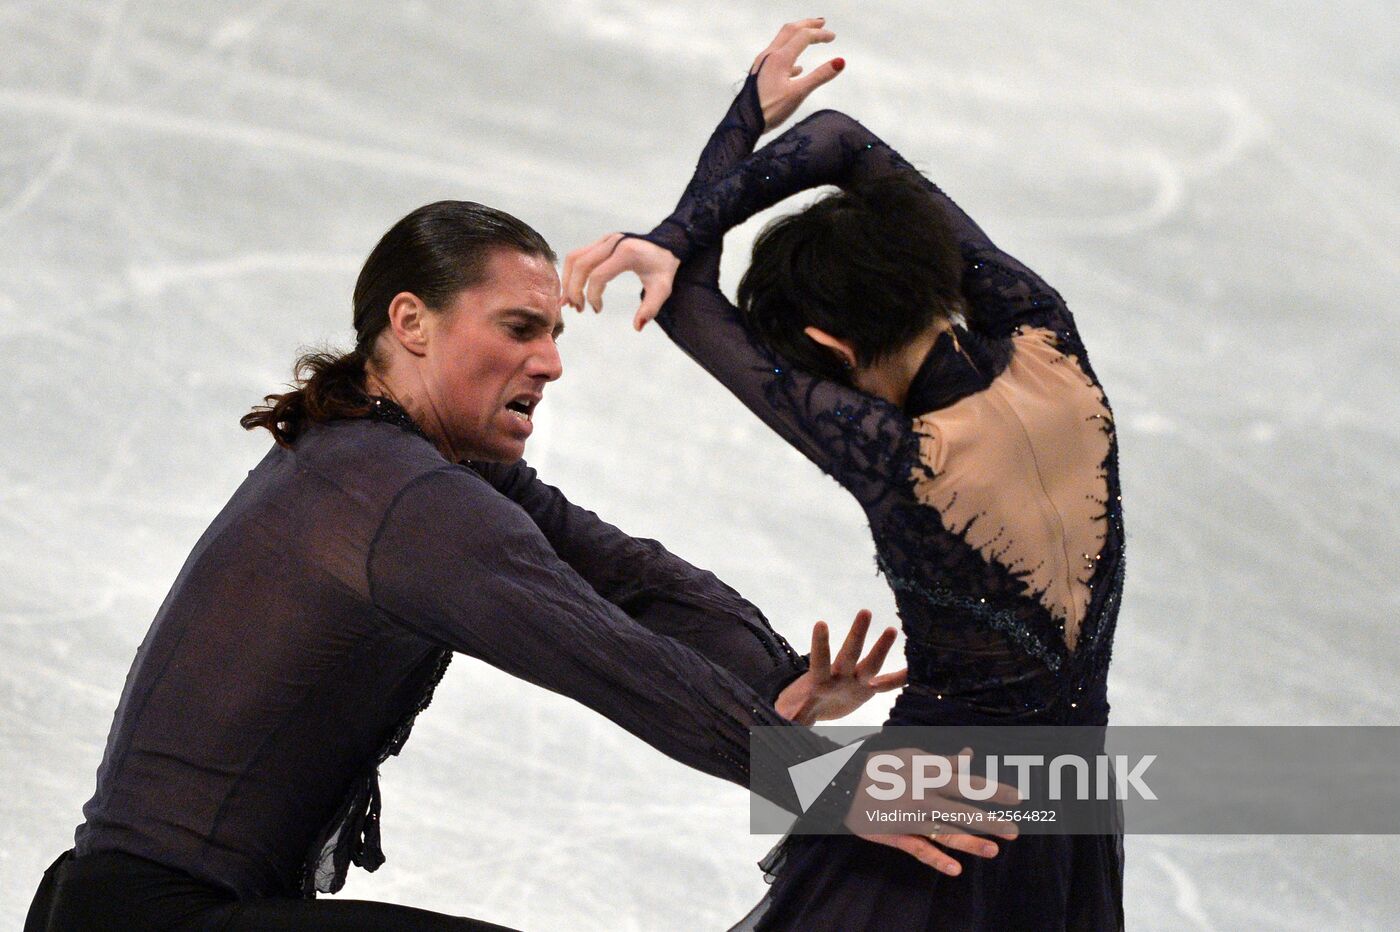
top-left (421, 249), bottom-right (563, 462)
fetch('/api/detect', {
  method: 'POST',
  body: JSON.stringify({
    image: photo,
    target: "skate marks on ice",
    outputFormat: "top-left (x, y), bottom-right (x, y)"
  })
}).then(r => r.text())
top-left (2, 1), bottom-right (1398, 929)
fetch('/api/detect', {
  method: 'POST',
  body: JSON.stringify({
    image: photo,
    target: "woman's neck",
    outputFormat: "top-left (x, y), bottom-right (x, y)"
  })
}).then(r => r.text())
top-left (865, 321), bottom-right (951, 409)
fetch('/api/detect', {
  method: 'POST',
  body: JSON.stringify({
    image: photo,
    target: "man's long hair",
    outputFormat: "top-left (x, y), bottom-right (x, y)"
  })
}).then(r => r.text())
top-left (242, 200), bottom-right (555, 446)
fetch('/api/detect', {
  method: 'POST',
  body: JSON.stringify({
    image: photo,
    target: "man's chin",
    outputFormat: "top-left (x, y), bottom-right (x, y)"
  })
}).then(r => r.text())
top-left (461, 439), bottom-right (527, 465)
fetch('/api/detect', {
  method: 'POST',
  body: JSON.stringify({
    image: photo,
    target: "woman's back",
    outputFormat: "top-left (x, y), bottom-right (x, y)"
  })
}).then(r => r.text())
top-left (873, 319), bottom-right (1123, 724)
top-left (911, 325), bottom-right (1113, 652)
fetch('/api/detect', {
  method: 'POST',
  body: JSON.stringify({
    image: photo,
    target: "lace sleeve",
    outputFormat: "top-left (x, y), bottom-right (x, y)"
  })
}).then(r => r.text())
top-left (676, 68), bottom-right (766, 204)
top-left (635, 107), bottom-right (925, 506)
top-left (655, 275), bottom-right (915, 510)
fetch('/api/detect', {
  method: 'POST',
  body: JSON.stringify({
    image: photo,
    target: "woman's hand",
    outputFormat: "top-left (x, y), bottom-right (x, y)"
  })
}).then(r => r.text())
top-left (561, 233), bottom-right (680, 331)
top-left (751, 18), bottom-right (844, 133)
top-left (847, 747), bottom-right (1021, 876)
top-left (775, 609), bottom-right (907, 725)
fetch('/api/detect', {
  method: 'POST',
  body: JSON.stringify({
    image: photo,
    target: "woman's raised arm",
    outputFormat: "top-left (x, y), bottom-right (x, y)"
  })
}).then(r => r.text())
top-left (573, 50), bottom-right (1076, 339)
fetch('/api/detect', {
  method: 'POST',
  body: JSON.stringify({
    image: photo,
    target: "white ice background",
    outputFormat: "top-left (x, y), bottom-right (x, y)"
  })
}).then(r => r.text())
top-left (1, 1), bottom-right (1397, 928)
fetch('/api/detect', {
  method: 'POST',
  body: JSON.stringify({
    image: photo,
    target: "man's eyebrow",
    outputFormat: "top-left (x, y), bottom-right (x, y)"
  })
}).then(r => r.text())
top-left (500, 307), bottom-right (564, 337)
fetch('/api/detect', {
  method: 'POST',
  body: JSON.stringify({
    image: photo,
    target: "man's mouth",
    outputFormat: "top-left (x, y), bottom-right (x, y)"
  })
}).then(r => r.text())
top-left (505, 395), bottom-right (539, 422)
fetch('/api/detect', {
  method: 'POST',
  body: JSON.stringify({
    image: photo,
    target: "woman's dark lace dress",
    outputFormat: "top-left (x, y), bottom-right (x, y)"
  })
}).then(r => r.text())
top-left (634, 68), bottom-right (1126, 931)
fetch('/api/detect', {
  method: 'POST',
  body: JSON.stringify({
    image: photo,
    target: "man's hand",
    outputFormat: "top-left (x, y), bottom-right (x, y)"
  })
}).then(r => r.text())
top-left (775, 609), bottom-right (907, 724)
top-left (751, 19), bottom-right (845, 134)
top-left (561, 233), bottom-right (680, 331)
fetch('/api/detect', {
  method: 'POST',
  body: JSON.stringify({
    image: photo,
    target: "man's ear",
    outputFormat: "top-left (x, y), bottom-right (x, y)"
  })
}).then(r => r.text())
top-left (803, 326), bottom-right (857, 370)
top-left (386, 292), bottom-right (431, 357)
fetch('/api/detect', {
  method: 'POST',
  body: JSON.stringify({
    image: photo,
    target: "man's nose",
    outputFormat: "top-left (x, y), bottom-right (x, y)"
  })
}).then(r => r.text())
top-left (531, 338), bottom-right (563, 382)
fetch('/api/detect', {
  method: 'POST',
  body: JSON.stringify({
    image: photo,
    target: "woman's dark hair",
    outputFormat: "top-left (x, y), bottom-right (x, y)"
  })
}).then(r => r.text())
top-left (736, 173), bottom-right (964, 383)
top-left (242, 200), bottom-right (555, 445)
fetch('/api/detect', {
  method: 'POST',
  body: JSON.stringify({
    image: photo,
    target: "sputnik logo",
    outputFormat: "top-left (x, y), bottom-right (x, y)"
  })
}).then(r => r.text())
top-left (787, 739), bottom-right (867, 812)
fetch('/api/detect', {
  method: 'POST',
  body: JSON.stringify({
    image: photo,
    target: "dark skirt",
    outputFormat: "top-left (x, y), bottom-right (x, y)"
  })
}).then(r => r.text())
top-left (25, 849), bottom-right (516, 932)
top-left (735, 829), bottom-right (1123, 931)
top-left (735, 689), bottom-right (1125, 932)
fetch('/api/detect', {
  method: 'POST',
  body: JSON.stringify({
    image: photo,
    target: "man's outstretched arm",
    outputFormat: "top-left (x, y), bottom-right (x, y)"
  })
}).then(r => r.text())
top-left (472, 458), bottom-right (808, 702)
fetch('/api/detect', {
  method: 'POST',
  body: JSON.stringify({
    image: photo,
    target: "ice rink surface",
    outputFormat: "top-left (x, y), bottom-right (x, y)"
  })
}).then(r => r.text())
top-left (2, 1), bottom-right (1397, 928)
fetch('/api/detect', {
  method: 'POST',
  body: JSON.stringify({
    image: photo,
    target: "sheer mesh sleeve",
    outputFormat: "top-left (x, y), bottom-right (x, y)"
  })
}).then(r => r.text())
top-left (675, 68), bottom-right (767, 206)
top-left (470, 458), bottom-right (807, 701)
top-left (634, 67), bottom-right (764, 292)
top-left (633, 106), bottom-right (920, 506)
top-left (366, 465), bottom-right (830, 813)
top-left (654, 276), bottom-right (916, 510)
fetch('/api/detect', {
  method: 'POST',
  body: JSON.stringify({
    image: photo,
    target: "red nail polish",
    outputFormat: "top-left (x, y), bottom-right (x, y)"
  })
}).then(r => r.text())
top-left (832, 57), bottom-right (846, 72)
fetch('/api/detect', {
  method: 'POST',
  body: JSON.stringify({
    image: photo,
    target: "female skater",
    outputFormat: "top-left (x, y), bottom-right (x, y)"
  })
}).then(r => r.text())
top-left (567, 20), bottom-right (1126, 930)
top-left (24, 199), bottom-right (987, 930)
